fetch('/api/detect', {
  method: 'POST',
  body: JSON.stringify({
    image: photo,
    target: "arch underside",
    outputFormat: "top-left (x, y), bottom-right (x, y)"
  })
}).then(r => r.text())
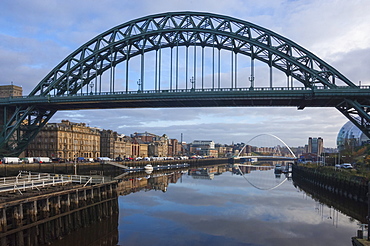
top-left (0, 11), bottom-right (368, 156)
top-left (31, 12), bottom-right (355, 97)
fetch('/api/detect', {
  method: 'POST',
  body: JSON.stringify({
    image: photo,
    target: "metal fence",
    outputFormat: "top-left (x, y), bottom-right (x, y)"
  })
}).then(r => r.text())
top-left (0, 171), bottom-right (105, 194)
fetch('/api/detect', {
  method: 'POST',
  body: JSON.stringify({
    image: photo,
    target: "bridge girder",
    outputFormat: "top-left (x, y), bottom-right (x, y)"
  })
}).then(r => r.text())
top-left (336, 100), bottom-right (370, 139)
top-left (30, 12), bottom-right (355, 98)
top-left (0, 11), bottom-right (366, 156)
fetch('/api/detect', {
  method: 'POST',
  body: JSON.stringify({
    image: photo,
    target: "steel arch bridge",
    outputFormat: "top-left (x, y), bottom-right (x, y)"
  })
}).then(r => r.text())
top-left (237, 134), bottom-right (297, 159)
top-left (1, 11), bottom-right (370, 156)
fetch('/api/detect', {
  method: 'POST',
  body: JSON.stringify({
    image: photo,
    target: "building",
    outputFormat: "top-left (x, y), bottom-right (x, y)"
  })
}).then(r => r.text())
top-left (0, 85), bottom-right (23, 135)
top-left (0, 84), bottom-right (22, 98)
top-left (307, 137), bottom-right (323, 155)
top-left (100, 130), bottom-right (133, 159)
top-left (215, 144), bottom-right (234, 157)
top-left (147, 139), bottom-right (168, 157)
top-left (167, 138), bottom-right (180, 157)
top-left (337, 120), bottom-right (370, 151)
top-left (189, 140), bottom-right (218, 157)
top-left (26, 120), bottom-right (100, 160)
top-left (131, 132), bottom-right (168, 157)
top-left (25, 121), bottom-right (183, 160)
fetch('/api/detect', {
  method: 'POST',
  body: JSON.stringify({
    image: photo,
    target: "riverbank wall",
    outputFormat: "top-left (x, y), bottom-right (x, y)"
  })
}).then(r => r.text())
top-left (0, 158), bottom-right (229, 177)
top-left (0, 181), bottom-right (118, 246)
top-left (292, 165), bottom-right (368, 204)
top-left (292, 168), bottom-right (368, 224)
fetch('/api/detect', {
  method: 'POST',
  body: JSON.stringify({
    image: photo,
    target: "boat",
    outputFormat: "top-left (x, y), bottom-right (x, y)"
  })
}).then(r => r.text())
top-left (282, 166), bottom-right (292, 173)
top-left (144, 164), bottom-right (153, 170)
top-left (274, 164), bottom-right (283, 174)
top-left (145, 169), bottom-right (153, 174)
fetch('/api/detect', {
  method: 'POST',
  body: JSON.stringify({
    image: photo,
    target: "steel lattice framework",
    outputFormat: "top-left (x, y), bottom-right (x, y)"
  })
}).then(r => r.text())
top-left (1, 11), bottom-right (369, 156)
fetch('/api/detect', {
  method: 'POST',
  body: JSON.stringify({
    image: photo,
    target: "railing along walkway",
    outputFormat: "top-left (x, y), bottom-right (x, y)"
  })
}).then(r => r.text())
top-left (0, 171), bottom-right (106, 194)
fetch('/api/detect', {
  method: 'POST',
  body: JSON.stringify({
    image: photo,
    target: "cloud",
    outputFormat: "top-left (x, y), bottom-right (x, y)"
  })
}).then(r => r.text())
top-left (53, 106), bottom-right (346, 147)
top-left (1, 0), bottom-right (368, 148)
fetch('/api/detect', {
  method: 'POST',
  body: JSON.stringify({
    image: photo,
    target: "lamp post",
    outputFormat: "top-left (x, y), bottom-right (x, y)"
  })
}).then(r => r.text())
top-left (90, 81), bottom-right (94, 95)
top-left (137, 79), bottom-right (141, 92)
top-left (249, 75), bottom-right (255, 89)
top-left (63, 145), bottom-right (66, 162)
top-left (190, 76), bottom-right (195, 90)
top-left (74, 144), bottom-right (77, 175)
top-left (73, 126), bottom-right (78, 176)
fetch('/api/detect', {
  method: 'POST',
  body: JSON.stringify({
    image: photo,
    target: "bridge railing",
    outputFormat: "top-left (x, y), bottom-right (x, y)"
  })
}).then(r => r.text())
top-left (37, 85), bottom-right (370, 97)
top-left (1, 85), bottom-right (369, 100)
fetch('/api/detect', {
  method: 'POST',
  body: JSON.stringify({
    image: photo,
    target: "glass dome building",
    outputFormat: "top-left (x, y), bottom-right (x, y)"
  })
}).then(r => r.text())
top-left (337, 120), bottom-right (370, 150)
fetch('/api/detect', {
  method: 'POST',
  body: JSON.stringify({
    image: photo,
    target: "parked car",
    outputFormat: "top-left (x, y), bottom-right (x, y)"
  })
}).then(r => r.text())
top-left (340, 163), bottom-right (353, 169)
top-left (2, 157), bottom-right (20, 164)
top-left (33, 157), bottom-right (51, 163)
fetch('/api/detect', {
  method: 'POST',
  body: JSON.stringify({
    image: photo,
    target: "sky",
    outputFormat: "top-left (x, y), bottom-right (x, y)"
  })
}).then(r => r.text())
top-left (1, 0), bottom-right (370, 148)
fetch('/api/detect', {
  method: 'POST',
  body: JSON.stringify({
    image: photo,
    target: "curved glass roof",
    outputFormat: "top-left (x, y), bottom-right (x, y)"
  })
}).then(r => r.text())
top-left (337, 120), bottom-right (369, 148)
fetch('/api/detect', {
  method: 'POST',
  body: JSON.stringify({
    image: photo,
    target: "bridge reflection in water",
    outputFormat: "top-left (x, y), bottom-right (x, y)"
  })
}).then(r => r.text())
top-left (43, 161), bottom-right (366, 245)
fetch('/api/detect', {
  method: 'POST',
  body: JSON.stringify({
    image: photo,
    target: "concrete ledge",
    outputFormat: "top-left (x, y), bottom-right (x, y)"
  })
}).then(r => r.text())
top-left (352, 237), bottom-right (370, 246)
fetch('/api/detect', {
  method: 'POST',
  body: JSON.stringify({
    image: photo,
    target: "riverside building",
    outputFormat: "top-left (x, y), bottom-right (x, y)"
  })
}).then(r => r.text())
top-left (100, 130), bottom-right (134, 160)
top-left (0, 84), bottom-right (23, 139)
top-left (0, 84), bottom-right (22, 98)
top-left (131, 132), bottom-right (169, 157)
top-left (307, 137), bottom-right (324, 155)
top-left (337, 120), bottom-right (370, 151)
top-left (26, 120), bottom-right (100, 160)
top-left (189, 140), bottom-right (218, 157)
top-left (25, 122), bottom-right (182, 160)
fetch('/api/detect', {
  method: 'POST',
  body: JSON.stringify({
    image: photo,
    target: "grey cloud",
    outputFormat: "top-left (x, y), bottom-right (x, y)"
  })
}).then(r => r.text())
top-left (330, 47), bottom-right (370, 85)
top-left (52, 106), bottom-right (346, 147)
top-left (1, 0), bottom-right (367, 148)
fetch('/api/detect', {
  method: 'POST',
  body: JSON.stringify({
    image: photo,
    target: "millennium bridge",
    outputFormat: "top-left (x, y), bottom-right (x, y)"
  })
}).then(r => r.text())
top-left (1, 11), bottom-right (369, 156)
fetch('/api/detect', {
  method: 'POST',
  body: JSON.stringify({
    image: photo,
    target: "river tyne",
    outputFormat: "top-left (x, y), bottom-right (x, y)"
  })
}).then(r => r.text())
top-left (50, 162), bottom-right (366, 246)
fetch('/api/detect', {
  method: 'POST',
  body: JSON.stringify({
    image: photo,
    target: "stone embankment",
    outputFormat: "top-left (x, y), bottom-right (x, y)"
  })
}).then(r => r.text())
top-left (0, 158), bottom-right (229, 177)
top-left (292, 165), bottom-right (368, 203)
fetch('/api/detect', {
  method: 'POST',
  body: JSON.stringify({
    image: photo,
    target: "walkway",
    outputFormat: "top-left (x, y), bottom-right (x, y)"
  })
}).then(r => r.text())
top-left (0, 171), bottom-right (106, 194)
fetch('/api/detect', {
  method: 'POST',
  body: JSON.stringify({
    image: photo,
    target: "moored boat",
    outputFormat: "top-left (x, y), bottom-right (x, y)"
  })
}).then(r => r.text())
top-left (145, 164), bottom-right (153, 170)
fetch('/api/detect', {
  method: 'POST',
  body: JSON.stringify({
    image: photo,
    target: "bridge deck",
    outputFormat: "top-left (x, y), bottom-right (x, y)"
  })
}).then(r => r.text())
top-left (1, 86), bottom-right (369, 110)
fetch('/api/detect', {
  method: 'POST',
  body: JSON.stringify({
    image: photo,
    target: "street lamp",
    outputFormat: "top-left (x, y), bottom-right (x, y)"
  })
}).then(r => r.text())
top-left (90, 81), bottom-right (94, 95)
top-left (249, 76), bottom-right (255, 89)
top-left (137, 79), bottom-right (141, 92)
top-left (74, 143), bottom-right (77, 175)
top-left (190, 76), bottom-right (195, 90)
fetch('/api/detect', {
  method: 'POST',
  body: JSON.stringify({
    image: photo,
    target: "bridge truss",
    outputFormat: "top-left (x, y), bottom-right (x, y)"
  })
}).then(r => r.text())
top-left (1, 11), bottom-right (369, 156)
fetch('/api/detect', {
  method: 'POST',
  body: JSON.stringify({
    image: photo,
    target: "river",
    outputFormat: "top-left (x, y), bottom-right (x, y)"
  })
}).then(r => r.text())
top-left (51, 162), bottom-right (366, 246)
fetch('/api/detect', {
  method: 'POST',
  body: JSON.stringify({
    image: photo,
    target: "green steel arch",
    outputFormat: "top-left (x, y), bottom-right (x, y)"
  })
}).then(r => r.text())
top-left (31, 11), bottom-right (355, 97)
top-left (0, 11), bottom-right (368, 156)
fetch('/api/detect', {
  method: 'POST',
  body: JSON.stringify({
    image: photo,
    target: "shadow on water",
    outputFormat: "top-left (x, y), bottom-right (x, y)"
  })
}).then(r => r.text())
top-left (49, 162), bottom-right (228, 245)
top-left (50, 213), bottom-right (119, 246)
top-left (292, 172), bottom-right (368, 224)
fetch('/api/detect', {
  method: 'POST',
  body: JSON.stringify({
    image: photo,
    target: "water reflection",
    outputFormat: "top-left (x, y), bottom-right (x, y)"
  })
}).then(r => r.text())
top-left (50, 162), bottom-right (364, 246)
top-left (292, 170), bottom-right (367, 224)
top-left (233, 163), bottom-right (291, 190)
top-left (115, 162), bottom-right (362, 245)
top-left (50, 213), bottom-right (119, 246)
